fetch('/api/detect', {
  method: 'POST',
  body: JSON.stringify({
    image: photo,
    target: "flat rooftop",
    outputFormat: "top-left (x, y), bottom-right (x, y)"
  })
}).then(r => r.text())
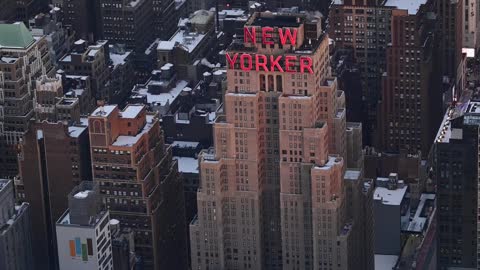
top-left (375, 254), bottom-right (398, 270)
top-left (344, 169), bottom-right (361, 181)
top-left (374, 184), bottom-right (408, 206)
top-left (402, 193), bottom-right (435, 233)
top-left (385, 0), bottom-right (427, 15)
top-left (250, 15), bottom-right (301, 27)
top-left (91, 105), bottom-right (117, 118)
top-left (112, 115), bottom-right (155, 147)
top-left (120, 105), bottom-right (144, 119)
top-left (172, 31), bottom-right (206, 53)
top-left (0, 179), bottom-right (10, 192)
top-left (173, 156), bottom-right (199, 174)
top-left (135, 80), bottom-right (188, 107)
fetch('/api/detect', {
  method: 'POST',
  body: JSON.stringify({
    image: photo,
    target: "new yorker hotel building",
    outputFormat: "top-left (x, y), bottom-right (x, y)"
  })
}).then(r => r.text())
top-left (190, 12), bottom-right (350, 270)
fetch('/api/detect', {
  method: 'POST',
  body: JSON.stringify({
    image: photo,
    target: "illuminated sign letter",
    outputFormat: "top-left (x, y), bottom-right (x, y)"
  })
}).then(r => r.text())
top-left (244, 27), bottom-right (256, 44)
top-left (255, 54), bottom-right (268, 72)
top-left (285, 56), bottom-right (297, 73)
top-left (270, 55), bottom-right (284, 72)
top-left (300, 56), bottom-right (313, 74)
top-left (262, 27), bottom-right (274, 45)
top-left (240, 54), bottom-right (253, 71)
top-left (279, 28), bottom-right (298, 46)
top-left (226, 53), bottom-right (239, 69)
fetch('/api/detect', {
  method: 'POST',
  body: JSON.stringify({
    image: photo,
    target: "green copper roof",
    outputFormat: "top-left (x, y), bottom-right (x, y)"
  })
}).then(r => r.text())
top-left (0, 22), bottom-right (35, 48)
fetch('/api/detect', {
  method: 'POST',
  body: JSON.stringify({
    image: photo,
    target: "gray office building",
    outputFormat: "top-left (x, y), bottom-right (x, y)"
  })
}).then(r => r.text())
top-left (0, 179), bottom-right (33, 270)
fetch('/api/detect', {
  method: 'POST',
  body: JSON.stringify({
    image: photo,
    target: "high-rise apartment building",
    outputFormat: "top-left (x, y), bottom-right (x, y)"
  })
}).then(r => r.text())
top-left (190, 12), bottom-right (366, 270)
top-left (379, 1), bottom-right (436, 156)
top-left (56, 182), bottom-right (113, 270)
top-left (0, 179), bottom-right (33, 270)
top-left (328, 0), bottom-right (394, 145)
top-left (0, 22), bottom-right (54, 177)
top-left (99, 0), bottom-right (153, 54)
top-left (62, 0), bottom-right (102, 40)
top-left (0, 0), bottom-right (14, 21)
top-left (59, 39), bottom-right (110, 100)
top-left (29, 9), bottom-right (75, 67)
top-left (88, 104), bottom-right (188, 270)
top-left (433, 100), bottom-right (480, 269)
top-left (436, 0), bottom-right (464, 80)
top-left (16, 119), bottom-right (91, 269)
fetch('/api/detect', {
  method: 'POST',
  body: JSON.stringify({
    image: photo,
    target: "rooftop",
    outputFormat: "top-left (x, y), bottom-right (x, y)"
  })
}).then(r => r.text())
top-left (0, 22), bottom-right (35, 48)
top-left (0, 179), bottom-right (9, 192)
top-left (250, 14), bottom-right (301, 27)
top-left (112, 115), bottom-right (155, 147)
top-left (110, 51), bottom-right (131, 67)
top-left (375, 254), bottom-right (398, 270)
top-left (385, 0), bottom-right (427, 15)
top-left (120, 105), bottom-right (144, 119)
top-left (136, 80), bottom-right (189, 107)
top-left (173, 156), bottom-right (199, 174)
top-left (374, 185), bottom-right (408, 206)
top-left (314, 156), bottom-right (343, 171)
top-left (91, 105), bottom-right (117, 118)
top-left (68, 126), bottom-right (86, 138)
top-left (402, 193), bottom-right (435, 233)
top-left (344, 169), bottom-right (361, 181)
top-left (171, 141), bottom-right (200, 148)
top-left (73, 190), bottom-right (92, 199)
top-left (168, 30), bottom-right (206, 53)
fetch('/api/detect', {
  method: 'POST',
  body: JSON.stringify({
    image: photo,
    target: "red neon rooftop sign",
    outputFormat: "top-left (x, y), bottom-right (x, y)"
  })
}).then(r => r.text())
top-left (226, 26), bottom-right (314, 74)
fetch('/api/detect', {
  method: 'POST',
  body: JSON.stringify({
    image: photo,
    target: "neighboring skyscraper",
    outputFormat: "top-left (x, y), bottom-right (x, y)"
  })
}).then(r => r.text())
top-left (56, 182), bottom-right (113, 270)
top-left (153, 0), bottom-right (187, 40)
top-left (59, 39), bottom-right (110, 100)
top-left (433, 100), bottom-right (480, 269)
top-left (29, 9), bottom-right (75, 67)
top-left (62, 0), bottom-right (101, 40)
top-left (373, 173), bottom-right (409, 255)
top-left (99, 0), bottom-right (153, 54)
top-left (0, 0), bottom-right (15, 21)
top-left (16, 120), bottom-right (91, 270)
top-left (378, 1), bottom-right (436, 156)
top-left (0, 22), bottom-right (54, 178)
top-left (436, 0), bottom-right (464, 80)
top-left (88, 104), bottom-right (188, 270)
top-left (190, 12), bottom-right (366, 270)
top-left (328, 0), bottom-right (394, 145)
top-left (0, 179), bottom-right (33, 270)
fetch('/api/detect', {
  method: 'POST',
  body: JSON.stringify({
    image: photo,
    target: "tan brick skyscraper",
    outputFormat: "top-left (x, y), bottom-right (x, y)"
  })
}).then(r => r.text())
top-left (190, 12), bottom-right (353, 270)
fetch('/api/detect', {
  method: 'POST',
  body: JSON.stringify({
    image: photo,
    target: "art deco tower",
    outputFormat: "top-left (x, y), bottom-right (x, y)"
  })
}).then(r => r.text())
top-left (190, 12), bottom-right (357, 270)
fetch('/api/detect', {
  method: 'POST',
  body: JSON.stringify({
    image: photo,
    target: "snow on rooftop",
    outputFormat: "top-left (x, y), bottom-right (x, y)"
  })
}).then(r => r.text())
top-left (88, 49), bottom-right (99, 57)
top-left (172, 141), bottom-right (199, 148)
top-left (0, 57), bottom-right (18, 63)
top-left (173, 156), bottom-right (199, 174)
top-left (169, 30), bottom-right (206, 53)
top-left (121, 105), bottom-right (143, 119)
top-left (112, 118), bottom-right (155, 147)
top-left (129, 0), bottom-right (141, 7)
top-left (137, 80), bottom-right (188, 107)
top-left (110, 51), bottom-right (131, 67)
top-left (219, 9), bottom-right (246, 17)
top-left (74, 39), bottom-right (86, 45)
top-left (314, 156), bottom-right (342, 171)
top-left (375, 254), bottom-right (398, 270)
top-left (74, 190), bottom-right (92, 199)
top-left (68, 126), bottom-right (86, 138)
top-left (374, 185), bottom-right (408, 206)
top-left (344, 170), bottom-right (361, 180)
top-left (92, 105), bottom-right (116, 117)
top-left (385, 0), bottom-right (427, 14)
top-left (61, 55), bottom-right (71, 62)
top-left (403, 193), bottom-right (435, 233)
top-left (157, 41), bottom-right (176, 51)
